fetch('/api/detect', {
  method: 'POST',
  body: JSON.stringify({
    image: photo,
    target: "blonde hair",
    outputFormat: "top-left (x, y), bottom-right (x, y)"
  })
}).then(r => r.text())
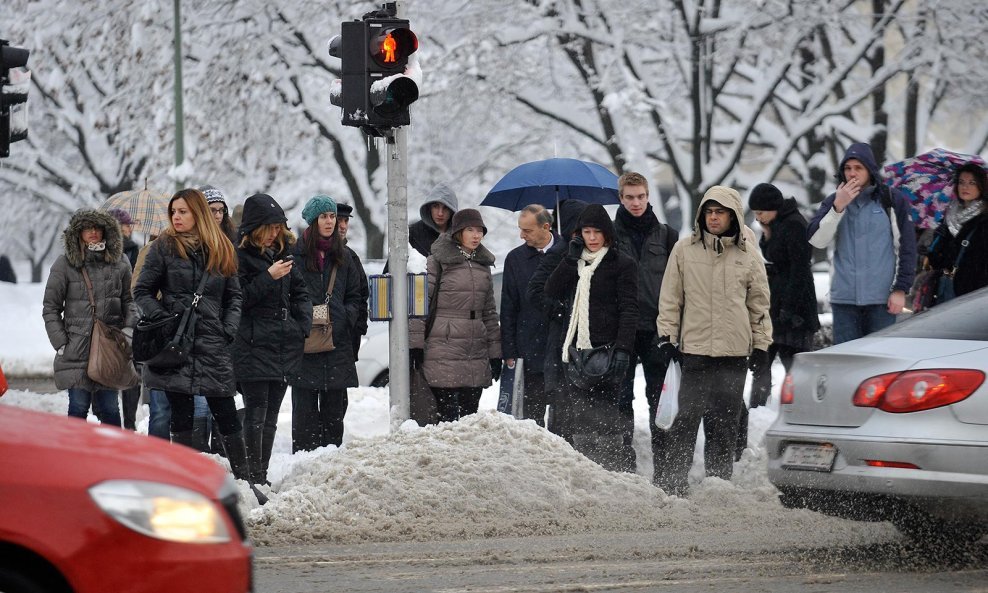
top-left (239, 223), bottom-right (296, 254)
top-left (618, 172), bottom-right (649, 196)
top-left (166, 188), bottom-right (237, 277)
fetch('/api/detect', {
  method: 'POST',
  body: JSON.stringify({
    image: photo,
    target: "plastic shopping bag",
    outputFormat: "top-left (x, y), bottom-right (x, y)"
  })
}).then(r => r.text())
top-left (654, 361), bottom-right (681, 430)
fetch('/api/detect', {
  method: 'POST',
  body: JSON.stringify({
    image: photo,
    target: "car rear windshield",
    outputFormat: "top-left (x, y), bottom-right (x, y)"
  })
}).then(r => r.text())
top-left (875, 287), bottom-right (988, 340)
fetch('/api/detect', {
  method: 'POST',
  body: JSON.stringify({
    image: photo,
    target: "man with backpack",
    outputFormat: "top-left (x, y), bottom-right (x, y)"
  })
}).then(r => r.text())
top-left (808, 143), bottom-right (917, 344)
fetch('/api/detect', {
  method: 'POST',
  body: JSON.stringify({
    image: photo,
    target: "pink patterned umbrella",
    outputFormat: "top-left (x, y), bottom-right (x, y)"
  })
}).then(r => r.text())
top-left (883, 148), bottom-right (987, 230)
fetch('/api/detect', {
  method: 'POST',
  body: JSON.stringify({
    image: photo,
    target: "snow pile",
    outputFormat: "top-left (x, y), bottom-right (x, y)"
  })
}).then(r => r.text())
top-left (249, 410), bottom-right (689, 545)
top-left (1, 282), bottom-right (53, 376)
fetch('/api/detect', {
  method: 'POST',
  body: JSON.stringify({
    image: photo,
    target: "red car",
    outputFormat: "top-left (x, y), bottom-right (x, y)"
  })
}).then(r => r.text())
top-left (0, 405), bottom-right (253, 593)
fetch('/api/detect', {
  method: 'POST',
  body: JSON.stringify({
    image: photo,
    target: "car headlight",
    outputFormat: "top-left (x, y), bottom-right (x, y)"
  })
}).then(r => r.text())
top-left (89, 480), bottom-right (231, 544)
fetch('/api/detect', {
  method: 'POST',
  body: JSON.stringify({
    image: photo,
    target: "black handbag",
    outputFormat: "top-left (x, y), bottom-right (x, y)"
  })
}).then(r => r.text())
top-left (566, 344), bottom-right (616, 391)
top-left (133, 272), bottom-right (210, 369)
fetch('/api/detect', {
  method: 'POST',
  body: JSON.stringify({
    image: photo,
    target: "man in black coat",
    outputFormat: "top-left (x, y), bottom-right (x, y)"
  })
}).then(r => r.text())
top-left (500, 205), bottom-right (560, 427)
top-left (612, 172), bottom-right (679, 480)
top-left (337, 202), bottom-right (369, 361)
top-left (526, 199), bottom-right (589, 439)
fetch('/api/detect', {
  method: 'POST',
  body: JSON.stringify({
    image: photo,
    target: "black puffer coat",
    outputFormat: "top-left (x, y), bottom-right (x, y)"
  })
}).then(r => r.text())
top-left (289, 238), bottom-right (361, 390)
top-left (760, 198), bottom-right (821, 340)
top-left (133, 236), bottom-right (242, 397)
top-left (232, 244), bottom-right (312, 383)
top-left (544, 246), bottom-right (639, 355)
top-left (927, 211), bottom-right (988, 297)
top-left (43, 209), bottom-right (136, 391)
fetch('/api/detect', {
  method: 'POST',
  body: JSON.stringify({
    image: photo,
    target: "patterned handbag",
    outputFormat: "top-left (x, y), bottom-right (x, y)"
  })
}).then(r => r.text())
top-left (304, 265), bottom-right (338, 354)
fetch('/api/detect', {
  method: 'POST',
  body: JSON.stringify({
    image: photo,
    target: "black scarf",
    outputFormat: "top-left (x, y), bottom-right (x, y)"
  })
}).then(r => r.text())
top-left (616, 204), bottom-right (658, 257)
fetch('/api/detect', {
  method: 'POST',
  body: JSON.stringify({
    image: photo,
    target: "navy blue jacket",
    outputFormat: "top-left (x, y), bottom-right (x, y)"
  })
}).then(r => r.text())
top-left (499, 234), bottom-right (560, 373)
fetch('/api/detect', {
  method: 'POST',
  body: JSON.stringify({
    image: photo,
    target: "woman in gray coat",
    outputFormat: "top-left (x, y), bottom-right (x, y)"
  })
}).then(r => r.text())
top-left (43, 209), bottom-right (135, 425)
top-left (409, 208), bottom-right (502, 422)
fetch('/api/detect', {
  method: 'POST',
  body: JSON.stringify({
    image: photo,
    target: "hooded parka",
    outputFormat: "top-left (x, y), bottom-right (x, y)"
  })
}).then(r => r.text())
top-left (233, 240), bottom-right (312, 382)
top-left (657, 188), bottom-right (772, 356)
top-left (408, 183), bottom-right (459, 258)
top-left (43, 209), bottom-right (136, 391)
top-left (409, 233), bottom-right (501, 388)
top-left (132, 235), bottom-right (243, 397)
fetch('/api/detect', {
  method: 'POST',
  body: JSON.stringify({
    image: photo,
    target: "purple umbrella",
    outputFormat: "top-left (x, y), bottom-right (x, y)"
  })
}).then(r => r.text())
top-left (883, 148), bottom-right (987, 230)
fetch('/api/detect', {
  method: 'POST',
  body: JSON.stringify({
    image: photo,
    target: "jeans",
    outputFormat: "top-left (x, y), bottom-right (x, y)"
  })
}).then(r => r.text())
top-left (148, 389), bottom-right (171, 440)
top-left (67, 387), bottom-right (121, 426)
top-left (831, 303), bottom-right (896, 345)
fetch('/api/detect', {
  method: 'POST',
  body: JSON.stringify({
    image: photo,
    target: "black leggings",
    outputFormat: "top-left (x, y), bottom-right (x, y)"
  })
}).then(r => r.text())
top-left (432, 387), bottom-right (483, 422)
top-left (166, 392), bottom-right (240, 435)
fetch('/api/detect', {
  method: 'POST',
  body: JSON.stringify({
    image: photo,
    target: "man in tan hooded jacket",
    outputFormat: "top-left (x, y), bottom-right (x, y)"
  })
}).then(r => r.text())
top-left (656, 185), bottom-right (772, 496)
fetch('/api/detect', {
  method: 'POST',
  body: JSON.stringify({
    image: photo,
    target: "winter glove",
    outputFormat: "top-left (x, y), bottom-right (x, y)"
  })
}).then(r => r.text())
top-left (565, 236), bottom-right (586, 262)
top-left (748, 348), bottom-right (771, 374)
top-left (610, 349), bottom-right (631, 385)
top-left (655, 336), bottom-right (681, 367)
top-left (410, 348), bottom-right (425, 370)
top-left (490, 359), bottom-right (502, 382)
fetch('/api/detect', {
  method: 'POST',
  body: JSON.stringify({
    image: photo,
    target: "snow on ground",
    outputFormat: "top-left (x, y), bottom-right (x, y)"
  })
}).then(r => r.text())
top-left (1, 279), bottom-right (869, 547)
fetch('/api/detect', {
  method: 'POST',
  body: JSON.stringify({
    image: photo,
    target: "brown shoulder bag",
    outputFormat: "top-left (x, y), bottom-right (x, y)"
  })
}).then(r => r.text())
top-left (82, 268), bottom-right (140, 390)
top-left (304, 264), bottom-right (338, 354)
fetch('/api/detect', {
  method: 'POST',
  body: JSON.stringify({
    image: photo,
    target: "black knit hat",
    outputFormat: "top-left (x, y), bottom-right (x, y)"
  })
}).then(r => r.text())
top-left (450, 208), bottom-right (487, 236)
top-left (575, 203), bottom-right (615, 245)
top-left (748, 183), bottom-right (784, 211)
top-left (238, 193), bottom-right (287, 237)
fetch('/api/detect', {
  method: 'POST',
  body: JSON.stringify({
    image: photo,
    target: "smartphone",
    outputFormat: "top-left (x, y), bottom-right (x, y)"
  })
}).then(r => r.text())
top-left (281, 255), bottom-right (294, 263)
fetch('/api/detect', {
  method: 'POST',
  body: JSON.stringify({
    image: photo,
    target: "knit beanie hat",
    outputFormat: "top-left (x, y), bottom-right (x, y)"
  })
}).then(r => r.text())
top-left (748, 183), bottom-right (784, 211)
top-left (302, 195), bottom-right (337, 225)
top-left (336, 202), bottom-right (354, 219)
top-left (575, 203), bottom-right (615, 245)
top-left (199, 185), bottom-right (227, 208)
top-left (450, 208), bottom-right (487, 236)
top-left (239, 193), bottom-right (287, 237)
top-left (106, 208), bottom-right (135, 226)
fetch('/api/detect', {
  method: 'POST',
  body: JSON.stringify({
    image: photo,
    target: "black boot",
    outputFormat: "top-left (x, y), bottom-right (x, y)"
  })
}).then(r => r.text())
top-left (192, 417), bottom-right (211, 453)
top-left (260, 424), bottom-right (278, 486)
top-left (219, 431), bottom-right (268, 505)
top-left (170, 430), bottom-right (198, 450)
top-left (242, 407), bottom-right (266, 485)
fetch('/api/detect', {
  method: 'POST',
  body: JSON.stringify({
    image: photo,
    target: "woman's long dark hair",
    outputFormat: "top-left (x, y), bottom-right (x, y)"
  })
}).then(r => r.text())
top-left (303, 225), bottom-right (345, 272)
top-left (955, 163), bottom-right (988, 205)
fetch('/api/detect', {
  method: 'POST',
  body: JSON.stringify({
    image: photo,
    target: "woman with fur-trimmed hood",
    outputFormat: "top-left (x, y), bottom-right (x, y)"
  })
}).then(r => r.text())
top-left (43, 208), bottom-right (136, 425)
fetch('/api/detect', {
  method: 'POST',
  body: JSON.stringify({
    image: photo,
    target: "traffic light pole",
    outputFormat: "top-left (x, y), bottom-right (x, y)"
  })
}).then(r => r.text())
top-left (386, 125), bottom-right (411, 427)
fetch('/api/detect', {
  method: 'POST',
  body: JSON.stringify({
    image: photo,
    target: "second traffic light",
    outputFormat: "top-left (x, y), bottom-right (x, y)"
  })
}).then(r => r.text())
top-left (329, 16), bottom-right (419, 132)
top-left (1, 40), bottom-right (31, 159)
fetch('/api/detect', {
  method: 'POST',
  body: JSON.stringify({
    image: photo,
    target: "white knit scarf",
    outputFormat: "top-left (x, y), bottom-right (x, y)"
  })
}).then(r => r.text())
top-left (561, 246), bottom-right (609, 363)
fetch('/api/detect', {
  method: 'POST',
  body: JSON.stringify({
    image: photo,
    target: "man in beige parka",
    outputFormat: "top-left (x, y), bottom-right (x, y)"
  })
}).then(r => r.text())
top-left (655, 186), bottom-right (772, 496)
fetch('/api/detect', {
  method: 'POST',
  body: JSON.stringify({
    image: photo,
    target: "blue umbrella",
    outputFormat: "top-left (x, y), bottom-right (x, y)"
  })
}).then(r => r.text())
top-left (481, 158), bottom-right (620, 211)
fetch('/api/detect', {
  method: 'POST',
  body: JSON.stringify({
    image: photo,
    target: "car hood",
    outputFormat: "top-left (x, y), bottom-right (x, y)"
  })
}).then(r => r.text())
top-left (782, 337), bottom-right (988, 428)
top-left (0, 406), bottom-right (227, 496)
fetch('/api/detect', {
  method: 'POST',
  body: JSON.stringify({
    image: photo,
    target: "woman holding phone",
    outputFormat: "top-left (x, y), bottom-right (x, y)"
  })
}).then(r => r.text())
top-left (233, 193), bottom-right (312, 484)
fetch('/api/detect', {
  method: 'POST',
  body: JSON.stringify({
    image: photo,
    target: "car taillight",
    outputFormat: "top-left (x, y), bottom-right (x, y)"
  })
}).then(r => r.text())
top-left (780, 374), bottom-right (794, 404)
top-left (864, 460), bottom-right (920, 469)
top-left (853, 369), bottom-right (985, 413)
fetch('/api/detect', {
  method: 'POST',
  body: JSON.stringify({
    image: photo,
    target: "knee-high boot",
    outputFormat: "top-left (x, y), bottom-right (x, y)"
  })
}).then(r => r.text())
top-left (192, 417), bottom-right (211, 453)
top-left (219, 431), bottom-right (268, 505)
top-left (260, 424), bottom-right (277, 485)
top-left (242, 407), bottom-right (266, 484)
top-left (171, 430), bottom-right (198, 450)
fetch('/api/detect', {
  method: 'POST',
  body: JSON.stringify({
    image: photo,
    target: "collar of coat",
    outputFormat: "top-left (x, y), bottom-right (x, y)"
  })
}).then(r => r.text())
top-left (431, 232), bottom-right (495, 266)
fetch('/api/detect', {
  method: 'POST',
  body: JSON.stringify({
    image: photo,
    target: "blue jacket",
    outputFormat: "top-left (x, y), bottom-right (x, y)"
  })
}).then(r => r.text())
top-left (808, 143), bottom-right (917, 305)
top-left (499, 233), bottom-right (560, 373)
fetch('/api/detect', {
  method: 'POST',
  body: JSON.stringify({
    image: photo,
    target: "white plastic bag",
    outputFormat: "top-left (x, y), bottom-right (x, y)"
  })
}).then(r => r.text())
top-left (654, 360), bottom-right (681, 430)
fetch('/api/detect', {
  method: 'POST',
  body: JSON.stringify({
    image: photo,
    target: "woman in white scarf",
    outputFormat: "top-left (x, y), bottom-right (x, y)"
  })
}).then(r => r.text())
top-left (544, 204), bottom-right (639, 471)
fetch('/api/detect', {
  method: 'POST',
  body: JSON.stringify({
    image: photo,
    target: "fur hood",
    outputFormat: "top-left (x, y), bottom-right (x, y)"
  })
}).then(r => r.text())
top-left (431, 232), bottom-right (496, 266)
top-left (62, 209), bottom-right (124, 268)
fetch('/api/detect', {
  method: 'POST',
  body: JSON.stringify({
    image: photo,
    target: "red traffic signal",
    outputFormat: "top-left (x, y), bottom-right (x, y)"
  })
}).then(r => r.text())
top-left (369, 27), bottom-right (417, 68)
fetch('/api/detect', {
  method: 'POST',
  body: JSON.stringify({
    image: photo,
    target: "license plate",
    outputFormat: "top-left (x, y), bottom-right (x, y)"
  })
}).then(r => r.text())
top-left (782, 443), bottom-right (836, 471)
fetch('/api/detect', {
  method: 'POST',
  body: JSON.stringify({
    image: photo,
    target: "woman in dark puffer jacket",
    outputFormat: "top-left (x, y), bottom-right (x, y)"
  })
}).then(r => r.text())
top-left (233, 193), bottom-right (311, 484)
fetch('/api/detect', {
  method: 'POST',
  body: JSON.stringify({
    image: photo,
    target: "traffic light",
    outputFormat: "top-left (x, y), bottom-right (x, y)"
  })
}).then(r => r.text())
top-left (327, 8), bottom-right (418, 134)
top-left (1, 40), bottom-right (30, 159)
top-left (363, 16), bottom-right (418, 128)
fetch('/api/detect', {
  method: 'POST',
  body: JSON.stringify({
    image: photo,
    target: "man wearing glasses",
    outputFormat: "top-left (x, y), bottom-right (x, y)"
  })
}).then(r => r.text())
top-left (656, 186), bottom-right (772, 496)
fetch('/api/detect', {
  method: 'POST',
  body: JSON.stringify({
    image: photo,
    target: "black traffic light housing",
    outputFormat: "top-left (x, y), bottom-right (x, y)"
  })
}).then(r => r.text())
top-left (1, 39), bottom-right (30, 158)
top-left (328, 5), bottom-right (418, 135)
